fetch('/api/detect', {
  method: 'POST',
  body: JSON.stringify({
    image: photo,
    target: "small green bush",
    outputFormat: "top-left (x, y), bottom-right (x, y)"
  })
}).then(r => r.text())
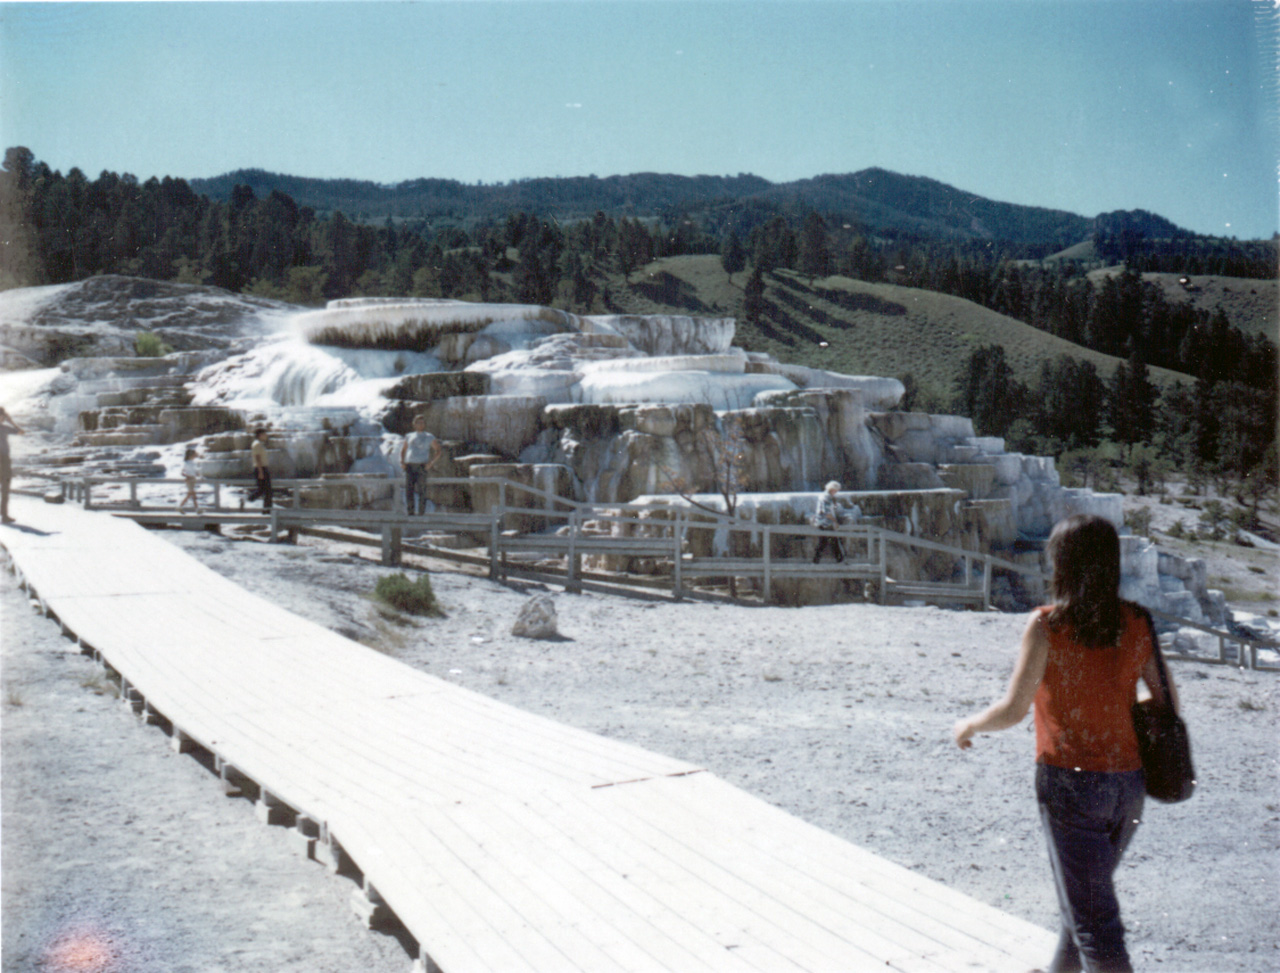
top-left (1124, 507), bottom-right (1153, 539)
top-left (1198, 500), bottom-right (1229, 541)
top-left (373, 572), bottom-right (441, 616)
top-left (135, 331), bottom-right (173, 357)
top-left (1166, 519), bottom-right (1187, 539)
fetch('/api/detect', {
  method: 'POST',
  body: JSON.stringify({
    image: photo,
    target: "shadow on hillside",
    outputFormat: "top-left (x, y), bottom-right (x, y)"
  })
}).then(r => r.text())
top-left (814, 287), bottom-right (908, 317)
top-left (771, 286), bottom-right (849, 330)
top-left (631, 272), bottom-right (713, 313)
top-left (761, 300), bottom-right (826, 345)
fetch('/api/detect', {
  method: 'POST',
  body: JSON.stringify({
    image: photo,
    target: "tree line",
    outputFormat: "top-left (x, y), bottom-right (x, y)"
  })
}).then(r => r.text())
top-left (938, 344), bottom-right (1275, 515)
top-left (0, 147), bottom-right (726, 307)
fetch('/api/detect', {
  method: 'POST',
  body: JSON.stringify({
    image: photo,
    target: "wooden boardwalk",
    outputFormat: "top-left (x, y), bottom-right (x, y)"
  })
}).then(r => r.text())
top-left (1, 496), bottom-right (1056, 973)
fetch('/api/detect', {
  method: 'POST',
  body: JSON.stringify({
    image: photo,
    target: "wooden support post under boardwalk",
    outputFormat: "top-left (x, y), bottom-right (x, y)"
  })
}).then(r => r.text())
top-left (255, 788), bottom-right (292, 826)
top-left (120, 679), bottom-right (144, 712)
top-left (288, 814), bottom-right (320, 860)
top-left (218, 760), bottom-right (252, 799)
top-left (169, 728), bottom-right (196, 754)
top-left (315, 825), bottom-right (351, 875)
top-left (350, 877), bottom-right (394, 929)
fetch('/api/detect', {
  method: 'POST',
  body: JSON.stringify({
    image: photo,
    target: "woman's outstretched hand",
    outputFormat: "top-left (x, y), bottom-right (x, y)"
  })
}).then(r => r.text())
top-left (953, 718), bottom-right (975, 749)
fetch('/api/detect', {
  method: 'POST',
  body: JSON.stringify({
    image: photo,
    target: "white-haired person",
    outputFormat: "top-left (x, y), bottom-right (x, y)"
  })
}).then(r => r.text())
top-left (812, 480), bottom-right (858, 563)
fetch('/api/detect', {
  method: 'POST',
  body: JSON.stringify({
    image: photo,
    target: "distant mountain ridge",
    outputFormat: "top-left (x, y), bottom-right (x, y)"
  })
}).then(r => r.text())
top-left (190, 167), bottom-right (1174, 247)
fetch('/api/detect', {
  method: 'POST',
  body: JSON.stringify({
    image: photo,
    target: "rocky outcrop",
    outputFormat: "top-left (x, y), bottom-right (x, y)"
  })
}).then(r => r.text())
top-left (421, 395), bottom-right (547, 459)
top-left (0, 277), bottom-right (289, 367)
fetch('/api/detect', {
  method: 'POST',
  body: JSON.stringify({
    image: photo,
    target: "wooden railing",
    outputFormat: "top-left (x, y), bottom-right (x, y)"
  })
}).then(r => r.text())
top-left (64, 473), bottom-right (1280, 670)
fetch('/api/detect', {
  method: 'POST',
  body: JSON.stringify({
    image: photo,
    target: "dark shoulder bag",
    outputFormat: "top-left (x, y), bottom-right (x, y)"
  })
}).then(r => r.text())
top-left (1131, 609), bottom-right (1196, 803)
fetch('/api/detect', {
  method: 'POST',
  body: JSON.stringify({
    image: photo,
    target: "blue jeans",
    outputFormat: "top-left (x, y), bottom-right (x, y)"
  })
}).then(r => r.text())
top-left (1036, 763), bottom-right (1145, 973)
top-left (404, 464), bottom-right (429, 515)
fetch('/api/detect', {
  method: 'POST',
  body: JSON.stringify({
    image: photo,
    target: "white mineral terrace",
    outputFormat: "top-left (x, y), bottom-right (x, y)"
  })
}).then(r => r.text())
top-left (0, 294), bottom-right (1228, 625)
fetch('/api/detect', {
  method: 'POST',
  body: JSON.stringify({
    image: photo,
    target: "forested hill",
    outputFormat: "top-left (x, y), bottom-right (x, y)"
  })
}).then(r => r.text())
top-left (190, 171), bottom-right (774, 227)
top-left (190, 167), bottom-right (1102, 246)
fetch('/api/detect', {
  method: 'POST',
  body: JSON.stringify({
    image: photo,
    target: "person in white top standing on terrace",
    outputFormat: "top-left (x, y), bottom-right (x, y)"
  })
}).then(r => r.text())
top-left (400, 414), bottom-right (443, 515)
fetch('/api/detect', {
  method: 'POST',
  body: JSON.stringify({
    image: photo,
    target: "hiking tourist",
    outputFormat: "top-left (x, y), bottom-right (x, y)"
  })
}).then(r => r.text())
top-left (400, 414), bottom-right (442, 515)
top-left (247, 428), bottom-right (272, 511)
top-left (812, 480), bottom-right (857, 563)
top-left (179, 447), bottom-right (201, 512)
top-left (953, 514), bottom-right (1179, 973)
top-left (0, 406), bottom-right (23, 524)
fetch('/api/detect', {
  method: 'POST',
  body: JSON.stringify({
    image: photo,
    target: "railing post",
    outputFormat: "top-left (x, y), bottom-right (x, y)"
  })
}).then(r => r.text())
top-left (760, 525), bottom-right (771, 605)
top-left (672, 512), bottom-right (684, 601)
top-left (129, 480), bottom-right (138, 508)
top-left (982, 559), bottom-right (992, 610)
top-left (877, 529), bottom-right (887, 605)
top-left (270, 507), bottom-right (280, 542)
top-left (489, 509), bottom-right (501, 581)
top-left (380, 525), bottom-right (402, 566)
top-left (213, 482), bottom-right (222, 510)
top-left (566, 510), bottom-right (581, 594)
top-left (83, 478), bottom-right (93, 510)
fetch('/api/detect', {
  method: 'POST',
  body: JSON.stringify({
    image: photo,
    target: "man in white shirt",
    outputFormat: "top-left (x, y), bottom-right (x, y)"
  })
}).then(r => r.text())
top-left (400, 414), bottom-right (442, 515)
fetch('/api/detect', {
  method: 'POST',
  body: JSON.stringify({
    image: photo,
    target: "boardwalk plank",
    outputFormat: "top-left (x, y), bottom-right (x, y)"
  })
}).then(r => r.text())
top-left (2, 497), bottom-right (1056, 973)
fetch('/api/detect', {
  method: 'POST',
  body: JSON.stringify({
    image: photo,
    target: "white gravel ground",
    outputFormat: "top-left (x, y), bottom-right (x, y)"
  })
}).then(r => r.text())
top-left (3, 529), bottom-right (1277, 973)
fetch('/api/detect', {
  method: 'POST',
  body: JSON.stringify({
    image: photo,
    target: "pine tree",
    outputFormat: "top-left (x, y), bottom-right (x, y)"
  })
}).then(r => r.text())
top-left (743, 267), bottom-right (765, 323)
top-left (797, 213), bottom-right (830, 279)
top-left (721, 230), bottom-right (745, 275)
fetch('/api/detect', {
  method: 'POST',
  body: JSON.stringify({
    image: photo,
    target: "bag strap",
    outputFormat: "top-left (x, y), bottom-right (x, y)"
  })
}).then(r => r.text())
top-left (1137, 605), bottom-right (1173, 706)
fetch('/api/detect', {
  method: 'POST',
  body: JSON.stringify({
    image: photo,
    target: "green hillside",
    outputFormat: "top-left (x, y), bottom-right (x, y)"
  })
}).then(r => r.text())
top-left (1086, 268), bottom-right (1278, 341)
top-left (610, 255), bottom-right (1195, 395)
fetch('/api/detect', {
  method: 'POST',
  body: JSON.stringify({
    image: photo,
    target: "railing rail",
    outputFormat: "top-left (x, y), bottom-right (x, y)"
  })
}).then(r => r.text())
top-left (64, 472), bottom-right (1279, 670)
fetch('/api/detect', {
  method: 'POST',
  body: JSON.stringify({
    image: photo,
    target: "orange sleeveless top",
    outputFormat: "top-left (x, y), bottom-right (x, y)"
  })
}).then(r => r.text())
top-left (1033, 603), bottom-right (1152, 772)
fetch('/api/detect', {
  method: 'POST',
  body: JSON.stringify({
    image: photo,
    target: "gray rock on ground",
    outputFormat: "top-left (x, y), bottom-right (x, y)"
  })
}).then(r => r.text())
top-left (511, 593), bottom-right (559, 639)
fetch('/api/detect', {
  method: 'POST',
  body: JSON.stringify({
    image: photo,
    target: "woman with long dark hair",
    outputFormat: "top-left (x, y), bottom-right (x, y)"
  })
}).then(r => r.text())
top-left (954, 514), bottom-right (1179, 973)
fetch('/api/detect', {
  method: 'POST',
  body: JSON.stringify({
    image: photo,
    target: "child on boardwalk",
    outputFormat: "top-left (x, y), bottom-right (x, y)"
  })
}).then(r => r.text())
top-left (179, 447), bottom-right (201, 512)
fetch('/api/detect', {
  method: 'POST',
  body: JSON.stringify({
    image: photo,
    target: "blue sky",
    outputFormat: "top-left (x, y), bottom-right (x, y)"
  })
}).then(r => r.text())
top-left (1, 0), bottom-right (1276, 239)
